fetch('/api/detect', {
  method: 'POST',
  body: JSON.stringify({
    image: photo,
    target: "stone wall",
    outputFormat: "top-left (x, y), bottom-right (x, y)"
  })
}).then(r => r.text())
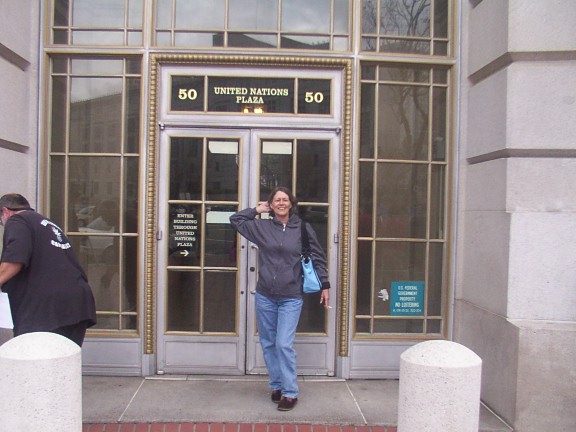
top-left (0, 0), bottom-right (40, 201)
top-left (455, 1), bottom-right (576, 430)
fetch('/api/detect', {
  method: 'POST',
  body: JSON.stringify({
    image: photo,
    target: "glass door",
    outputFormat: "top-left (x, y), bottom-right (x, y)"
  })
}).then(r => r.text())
top-left (157, 128), bottom-right (338, 375)
top-left (245, 129), bottom-right (338, 375)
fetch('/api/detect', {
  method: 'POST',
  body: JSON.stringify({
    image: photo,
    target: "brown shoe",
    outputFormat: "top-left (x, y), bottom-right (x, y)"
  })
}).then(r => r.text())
top-left (271, 389), bottom-right (282, 404)
top-left (277, 397), bottom-right (298, 411)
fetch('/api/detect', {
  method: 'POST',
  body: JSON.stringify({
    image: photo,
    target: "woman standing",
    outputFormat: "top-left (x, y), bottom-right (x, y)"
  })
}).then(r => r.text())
top-left (230, 187), bottom-right (330, 411)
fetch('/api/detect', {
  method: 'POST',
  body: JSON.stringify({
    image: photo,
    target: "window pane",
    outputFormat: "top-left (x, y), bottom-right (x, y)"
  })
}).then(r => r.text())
top-left (171, 76), bottom-right (204, 112)
top-left (228, 33), bottom-right (277, 48)
top-left (71, 59), bottom-right (123, 74)
top-left (50, 156), bottom-right (66, 227)
top-left (54, 0), bottom-right (69, 26)
top-left (125, 78), bottom-right (141, 153)
top-left (72, 30), bottom-right (125, 45)
top-left (72, 0), bottom-right (125, 27)
top-left (281, 35), bottom-right (330, 50)
top-left (170, 137), bottom-right (203, 201)
top-left (356, 240), bottom-right (373, 315)
top-left (434, 0), bottom-right (449, 38)
top-left (379, 0), bottom-right (430, 37)
top-left (282, 0), bottom-right (330, 33)
top-left (156, 0), bottom-right (172, 28)
top-left (175, 0), bottom-right (225, 29)
top-left (229, 0), bottom-right (278, 31)
top-left (374, 319), bottom-right (423, 333)
top-left (206, 141), bottom-right (239, 201)
top-left (127, 31), bottom-right (143, 46)
top-left (432, 87), bottom-right (447, 161)
top-left (122, 314), bottom-right (137, 330)
top-left (208, 76), bottom-right (294, 113)
top-left (430, 165), bottom-right (445, 239)
top-left (361, 37), bottom-right (377, 51)
top-left (298, 206), bottom-right (328, 252)
top-left (128, 0), bottom-right (144, 28)
top-left (355, 318), bottom-right (370, 333)
top-left (298, 79), bottom-right (331, 115)
top-left (376, 163), bottom-right (427, 239)
top-left (433, 40), bottom-right (448, 56)
top-left (428, 242), bottom-right (444, 316)
top-left (377, 84), bottom-right (428, 160)
top-left (167, 271), bottom-right (201, 331)
top-left (126, 58), bottom-right (141, 75)
top-left (93, 314), bottom-right (119, 330)
top-left (70, 77), bottom-right (122, 153)
top-left (379, 38), bottom-right (430, 55)
top-left (298, 291), bottom-right (326, 333)
top-left (334, 0), bottom-right (350, 33)
top-left (124, 156), bottom-right (139, 233)
top-left (204, 206), bottom-right (237, 267)
top-left (54, 29), bottom-right (69, 44)
top-left (175, 32), bottom-right (224, 47)
top-left (357, 162), bottom-right (374, 237)
top-left (122, 237), bottom-right (138, 313)
top-left (362, 0), bottom-right (377, 33)
top-left (296, 140), bottom-right (329, 202)
top-left (378, 64), bottom-right (430, 83)
top-left (333, 36), bottom-right (349, 51)
top-left (260, 141), bottom-right (293, 198)
top-left (203, 272), bottom-right (237, 332)
top-left (70, 156), bottom-right (121, 225)
top-left (374, 242), bottom-right (426, 316)
top-left (360, 82), bottom-right (375, 158)
top-left (80, 233), bottom-right (119, 309)
top-left (51, 76), bottom-right (67, 153)
top-left (427, 319), bottom-right (441, 334)
top-left (168, 204), bottom-right (202, 267)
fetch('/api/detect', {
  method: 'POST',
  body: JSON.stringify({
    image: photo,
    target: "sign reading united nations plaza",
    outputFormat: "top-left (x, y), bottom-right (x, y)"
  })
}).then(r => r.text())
top-left (171, 75), bottom-right (331, 115)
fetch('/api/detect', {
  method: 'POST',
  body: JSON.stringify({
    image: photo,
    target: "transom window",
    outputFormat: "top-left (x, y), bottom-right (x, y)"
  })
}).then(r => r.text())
top-left (155, 0), bottom-right (350, 50)
top-left (361, 0), bottom-right (450, 56)
top-left (51, 0), bottom-right (145, 46)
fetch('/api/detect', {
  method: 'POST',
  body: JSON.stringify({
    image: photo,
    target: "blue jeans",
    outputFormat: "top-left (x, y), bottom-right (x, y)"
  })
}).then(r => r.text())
top-left (255, 292), bottom-right (303, 399)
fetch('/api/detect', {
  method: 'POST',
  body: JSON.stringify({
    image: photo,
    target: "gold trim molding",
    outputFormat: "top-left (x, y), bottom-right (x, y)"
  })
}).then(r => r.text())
top-left (145, 54), bottom-right (352, 357)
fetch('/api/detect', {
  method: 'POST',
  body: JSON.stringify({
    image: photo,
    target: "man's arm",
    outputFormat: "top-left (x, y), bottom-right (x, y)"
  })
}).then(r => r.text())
top-left (0, 262), bottom-right (24, 286)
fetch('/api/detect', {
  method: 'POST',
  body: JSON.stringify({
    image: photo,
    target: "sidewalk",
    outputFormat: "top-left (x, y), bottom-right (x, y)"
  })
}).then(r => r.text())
top-left (82, 376), bottom-right (512, 432)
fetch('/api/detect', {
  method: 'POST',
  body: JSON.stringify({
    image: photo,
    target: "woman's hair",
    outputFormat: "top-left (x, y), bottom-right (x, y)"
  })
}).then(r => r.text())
top-left (267, 187), bottom-right (298, 217)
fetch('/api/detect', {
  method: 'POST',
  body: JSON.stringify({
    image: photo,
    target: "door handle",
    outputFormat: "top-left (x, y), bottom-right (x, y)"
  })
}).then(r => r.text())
top-left (250, 243), bottom-right (259, 294)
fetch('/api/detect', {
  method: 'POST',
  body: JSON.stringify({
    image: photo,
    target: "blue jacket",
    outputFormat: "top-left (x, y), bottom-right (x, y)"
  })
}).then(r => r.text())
top-left (230, 207), bottom-right (330, 299)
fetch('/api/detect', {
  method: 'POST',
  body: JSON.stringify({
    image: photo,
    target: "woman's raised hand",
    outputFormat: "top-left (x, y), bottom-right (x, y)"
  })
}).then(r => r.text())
top-left (256, 201), bottom-right (270, 214)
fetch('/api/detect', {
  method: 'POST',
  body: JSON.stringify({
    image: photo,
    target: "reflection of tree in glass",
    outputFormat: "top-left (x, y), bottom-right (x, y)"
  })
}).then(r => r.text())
top-left (362, 0), bottom-right (432, 53)
top-left (380, 0), bottom-right (430, 37)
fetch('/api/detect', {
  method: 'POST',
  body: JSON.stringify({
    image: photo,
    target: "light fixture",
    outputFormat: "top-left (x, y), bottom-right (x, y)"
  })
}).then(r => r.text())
top-left (241, 105), bottom-right (265, 113)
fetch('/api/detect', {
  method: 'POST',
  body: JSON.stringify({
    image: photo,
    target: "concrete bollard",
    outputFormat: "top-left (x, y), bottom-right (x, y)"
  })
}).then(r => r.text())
top-left (397, 340), bottom-right (482, 432)
top-left (0, 332), bottom-right (82, 431)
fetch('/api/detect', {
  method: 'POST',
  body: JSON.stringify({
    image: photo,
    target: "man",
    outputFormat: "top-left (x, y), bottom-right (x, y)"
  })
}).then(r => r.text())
top-left (0, 193), bottom-right (96, 346)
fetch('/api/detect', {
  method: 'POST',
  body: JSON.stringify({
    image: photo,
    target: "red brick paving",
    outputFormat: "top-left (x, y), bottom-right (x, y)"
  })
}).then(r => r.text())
top-left (83, 425), bottom-right (397, 432)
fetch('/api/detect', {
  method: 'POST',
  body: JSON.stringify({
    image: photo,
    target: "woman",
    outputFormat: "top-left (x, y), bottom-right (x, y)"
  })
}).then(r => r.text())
top-left (230, 187), bottom-right (330, 411)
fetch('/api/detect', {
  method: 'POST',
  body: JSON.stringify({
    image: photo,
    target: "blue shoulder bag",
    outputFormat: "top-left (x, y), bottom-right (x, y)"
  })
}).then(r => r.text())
top-left (301, 221), bottom-right (322, 294)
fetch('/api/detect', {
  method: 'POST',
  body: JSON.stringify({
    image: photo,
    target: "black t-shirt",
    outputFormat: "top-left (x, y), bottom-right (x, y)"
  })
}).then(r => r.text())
top-left (1, 211), bottom-right (97, 335)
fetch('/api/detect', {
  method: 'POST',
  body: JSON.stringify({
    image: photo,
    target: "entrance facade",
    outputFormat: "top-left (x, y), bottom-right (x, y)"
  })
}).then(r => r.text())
top-left (152, 61), bottom-right (346, 375)
top-left (38, 0), bottom-right (455, 383)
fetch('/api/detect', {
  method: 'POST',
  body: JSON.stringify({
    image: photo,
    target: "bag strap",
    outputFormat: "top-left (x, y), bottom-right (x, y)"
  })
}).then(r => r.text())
top-left (301, 221), bottom-right (311, 257)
